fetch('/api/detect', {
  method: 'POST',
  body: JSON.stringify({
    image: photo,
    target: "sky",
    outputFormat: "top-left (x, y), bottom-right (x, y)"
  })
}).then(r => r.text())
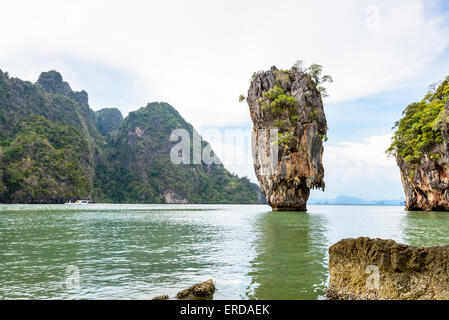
top-left (1, 0), bottom-right (449, 200)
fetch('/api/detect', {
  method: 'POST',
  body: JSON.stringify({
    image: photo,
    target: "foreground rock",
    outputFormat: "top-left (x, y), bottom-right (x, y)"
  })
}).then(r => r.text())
top-left (327, 237), bottom-right (449, 300)
top-left (152, 279), bottom-right (216, 300)
top-left (175, 279), bottom-right (216, 300)
top-left (389, 78), bottom-right (449, 211)
top-left (151, 294), bottom-right (169, 300)
top-left (247, 66), bottom-right (327, 211)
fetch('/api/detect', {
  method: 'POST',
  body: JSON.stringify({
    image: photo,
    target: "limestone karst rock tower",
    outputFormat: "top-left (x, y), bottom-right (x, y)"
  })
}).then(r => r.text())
top-left (247, 65), bottom-right (328, 211)
top-left (389, 77), bottom-right (449, 211)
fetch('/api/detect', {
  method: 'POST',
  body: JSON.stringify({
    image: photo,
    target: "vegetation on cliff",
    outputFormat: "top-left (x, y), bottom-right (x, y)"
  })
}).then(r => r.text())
top-left (94, 102), bottom-right (264, 204)
top-left (0, 115), bottom-right (92, 203)
top-left (0, 69), bottom-right (265, 204)
top-left (95, 108), bottom-right (123, 136)
top-left (388, 77), bottom-right (449, 164)
top-left (241, 61), bottom-right (331, 144)
top-left (247, 63), bottom-right (328, 211)
top-left (387, 77), bottom-right (449, 211)
top-left (0, 69), bottom-right (97, 203)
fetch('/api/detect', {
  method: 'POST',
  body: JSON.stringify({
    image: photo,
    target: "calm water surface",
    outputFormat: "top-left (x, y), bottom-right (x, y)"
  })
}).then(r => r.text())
top-left (1, 204), bottom-right (449, 299)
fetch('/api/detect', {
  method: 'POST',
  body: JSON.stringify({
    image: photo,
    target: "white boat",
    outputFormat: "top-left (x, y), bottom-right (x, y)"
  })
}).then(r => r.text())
top-left (65, 200), bottom-right (94, 205)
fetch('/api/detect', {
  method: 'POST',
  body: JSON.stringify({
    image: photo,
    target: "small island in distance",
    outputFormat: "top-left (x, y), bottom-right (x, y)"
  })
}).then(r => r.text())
top-left (309, 195), bottom-right (405, 206)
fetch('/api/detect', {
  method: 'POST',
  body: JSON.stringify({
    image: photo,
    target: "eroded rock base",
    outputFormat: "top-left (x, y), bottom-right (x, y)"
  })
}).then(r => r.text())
top-left (326, 237), bottom-right (449, 300)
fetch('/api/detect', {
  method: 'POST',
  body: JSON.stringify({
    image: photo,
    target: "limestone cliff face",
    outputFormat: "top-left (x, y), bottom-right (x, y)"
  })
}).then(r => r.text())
top-left (326, 237), bottom-right (449, 300)
top-left (247, 66), bottom-right (327, 211)
top-left (395, 101), bottom-right (449, 211)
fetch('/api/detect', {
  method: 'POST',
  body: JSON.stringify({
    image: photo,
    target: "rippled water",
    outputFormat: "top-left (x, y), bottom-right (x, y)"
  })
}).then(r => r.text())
top-left (1, 204), bottom-right (449, 300)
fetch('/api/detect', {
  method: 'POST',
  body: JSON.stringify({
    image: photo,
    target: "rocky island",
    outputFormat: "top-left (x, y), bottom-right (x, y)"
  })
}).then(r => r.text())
top-left (245, 63), bottom-right (329, 211)
top-left (388, 77), bottom-right (449, 211)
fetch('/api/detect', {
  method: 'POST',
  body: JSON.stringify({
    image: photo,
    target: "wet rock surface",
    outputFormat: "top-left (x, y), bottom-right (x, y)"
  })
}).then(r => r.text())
top-left (175, 279), bottom-right (216, 300)
top-left (326, 237), bottom-right (449, 300)
top-left (152, 279), bottom-right (216, 300)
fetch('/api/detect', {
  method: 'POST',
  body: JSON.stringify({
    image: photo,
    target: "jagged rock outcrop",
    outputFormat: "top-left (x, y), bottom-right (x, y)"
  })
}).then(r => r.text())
top-left (175, 279), bottom-right (216, 300)
top-left (396, 146), bottom-right (449, 211)
top-left (326, 237), bottom-right (449, 300)
top-left (95, 108), bottom-right (123, 136)
top-left (0, 70), bottom-right (97, 203)
top-left (389, 77), bottom-right (449, 211)
top-left (247, 66), bottom-right (327, 211)
top-left (37, 70), bottom-right (89, 106)
top-left (401, 99), bottom-right (449, 211)
top-left (151, 279), bottom-right (216, 300)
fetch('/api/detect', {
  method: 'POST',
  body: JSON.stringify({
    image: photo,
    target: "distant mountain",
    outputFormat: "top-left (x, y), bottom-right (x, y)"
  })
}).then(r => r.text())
top-left (0, 69), bottom-right (265, 204)
top-left (0, 70), bottom-right (99, 203)
top-left (309, 195), bottom-right (405, 206)
top-left (94, 102), bottom-right (266, 204)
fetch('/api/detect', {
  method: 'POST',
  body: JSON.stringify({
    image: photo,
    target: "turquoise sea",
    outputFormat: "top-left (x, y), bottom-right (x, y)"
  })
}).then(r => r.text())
top-left (1, 204), bottom-right (448, 299)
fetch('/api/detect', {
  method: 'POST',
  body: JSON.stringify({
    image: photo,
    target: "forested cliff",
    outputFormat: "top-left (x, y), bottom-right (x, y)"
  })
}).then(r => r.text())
top-left (0, 70), bottom-right (265, 204)
top-left (388, 77), bottom-right (449, 211)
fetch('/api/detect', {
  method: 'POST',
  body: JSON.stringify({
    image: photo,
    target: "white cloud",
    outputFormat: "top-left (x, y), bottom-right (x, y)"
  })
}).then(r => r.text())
top-left (311, 134), bottom-right (404, 200)
top-left (326, 135), bottom-right (395, 168)
top-left (197, 127), bottom-right (257, 182)
top-left (203, 128), bottom-right (404, 201)
top-left (0, 0), bottom-right (448, 128)
top-left (0, 0), bottom-right (445, 199)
